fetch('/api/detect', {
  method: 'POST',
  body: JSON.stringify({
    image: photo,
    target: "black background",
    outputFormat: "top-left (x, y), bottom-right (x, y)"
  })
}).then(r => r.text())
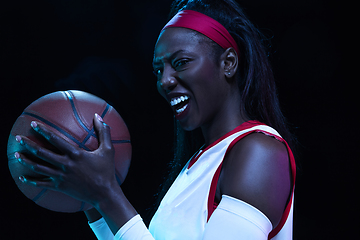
top-left (1, 0), bottom-right (355, 239)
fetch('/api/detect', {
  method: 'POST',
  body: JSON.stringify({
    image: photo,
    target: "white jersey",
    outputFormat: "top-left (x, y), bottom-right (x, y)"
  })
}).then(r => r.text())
top-left (149, 121), bottom-right (296, 240)
top-left (89, 121), bottom-right (296, 240)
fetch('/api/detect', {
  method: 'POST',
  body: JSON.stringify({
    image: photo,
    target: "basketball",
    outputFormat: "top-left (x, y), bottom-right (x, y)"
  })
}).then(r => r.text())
top-left (7, 90), bottom-right (131, 212)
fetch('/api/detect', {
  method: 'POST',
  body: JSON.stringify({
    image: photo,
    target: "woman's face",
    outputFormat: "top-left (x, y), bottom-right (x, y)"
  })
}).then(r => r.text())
top-left (153, 28), bottom-right (230, 131)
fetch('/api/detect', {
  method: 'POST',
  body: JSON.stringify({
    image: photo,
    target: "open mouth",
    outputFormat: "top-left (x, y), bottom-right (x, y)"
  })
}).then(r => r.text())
top-left (170, 95), bottom-right (190, 115)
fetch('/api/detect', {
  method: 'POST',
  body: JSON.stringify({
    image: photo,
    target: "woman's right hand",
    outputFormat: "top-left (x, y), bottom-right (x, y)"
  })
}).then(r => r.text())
top-left (15, 114), bottom-right (119, 207)
top-left (16, 114), bottom-right (137, 233)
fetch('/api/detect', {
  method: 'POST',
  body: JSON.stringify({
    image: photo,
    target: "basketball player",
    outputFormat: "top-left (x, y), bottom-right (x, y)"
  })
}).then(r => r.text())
top-left (15, 0), bottom-right (296, 239)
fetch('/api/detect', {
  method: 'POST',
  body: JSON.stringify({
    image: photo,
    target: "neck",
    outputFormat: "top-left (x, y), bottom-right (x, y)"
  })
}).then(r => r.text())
top-left (200, 100), bottom-right (248, 147)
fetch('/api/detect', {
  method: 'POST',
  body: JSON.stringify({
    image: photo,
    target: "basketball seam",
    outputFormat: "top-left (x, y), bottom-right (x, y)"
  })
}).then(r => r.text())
top-left (22, 112), bottom-right (91, 151)
top-left (65, 90), bottom-right (93, 133)
top-left (20, 91), bottom-right (131, 211)
top-left (79, 201), bottom-right (86, 211)
top-left (32, 188), bottom-right (48, 202)
top-left (65, 90), bottom-right (130, 145)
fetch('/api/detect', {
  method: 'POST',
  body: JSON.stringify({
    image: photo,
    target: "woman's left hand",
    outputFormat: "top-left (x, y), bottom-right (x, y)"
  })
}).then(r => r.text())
top-left (14, 114), bottom-right (119, 207)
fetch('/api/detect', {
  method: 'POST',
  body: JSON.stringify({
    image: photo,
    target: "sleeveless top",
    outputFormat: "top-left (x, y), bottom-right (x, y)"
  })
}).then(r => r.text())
top-left (149, 121), bottom-right (296, 240)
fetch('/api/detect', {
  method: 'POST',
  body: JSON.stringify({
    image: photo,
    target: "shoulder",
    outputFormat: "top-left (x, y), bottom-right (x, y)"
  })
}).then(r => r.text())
top-left (219, 132), bottom-right (290, 227)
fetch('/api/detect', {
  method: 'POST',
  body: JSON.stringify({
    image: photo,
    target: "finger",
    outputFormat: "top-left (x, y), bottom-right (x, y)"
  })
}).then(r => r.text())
top-left (15, 135), bottom-right (65, 168)
top-left (94, 113), bottom-right (113, 150)
top-left (15, 152), bottom-right (60, 177)
top-left (19, 175), bottom-right (55, 189)
top-left (30, 121), bottom-right (78, 155)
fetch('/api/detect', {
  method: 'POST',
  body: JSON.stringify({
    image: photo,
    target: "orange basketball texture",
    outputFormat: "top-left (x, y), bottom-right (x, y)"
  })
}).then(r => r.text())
top-left (7, 90), bottom-right (131, 212)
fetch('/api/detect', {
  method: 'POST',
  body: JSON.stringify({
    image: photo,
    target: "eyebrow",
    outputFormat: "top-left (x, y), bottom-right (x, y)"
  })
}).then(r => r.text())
top-left (153, 50), bottom-right (185, 67)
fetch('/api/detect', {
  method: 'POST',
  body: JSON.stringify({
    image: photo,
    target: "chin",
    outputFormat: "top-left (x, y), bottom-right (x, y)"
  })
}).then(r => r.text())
top-left (177, 119), bottom-right (202, 132)
top-left (178, 123), bottom-right (195, 132)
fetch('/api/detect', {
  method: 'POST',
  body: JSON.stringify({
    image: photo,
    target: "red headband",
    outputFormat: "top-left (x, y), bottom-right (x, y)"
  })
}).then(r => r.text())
top-left (162, 10), bottom-right (239, 57)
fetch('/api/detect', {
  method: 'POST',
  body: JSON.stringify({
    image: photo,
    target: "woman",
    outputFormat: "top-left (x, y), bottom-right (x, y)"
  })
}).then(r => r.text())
top-left (14, 0), bottom-right (296, 239)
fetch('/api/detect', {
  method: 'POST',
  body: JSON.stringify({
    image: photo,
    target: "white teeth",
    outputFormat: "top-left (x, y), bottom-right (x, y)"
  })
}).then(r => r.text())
top-left (176, 105), bottom-right (188, 114)
top-left (170, 95), bottom-right (189, 107)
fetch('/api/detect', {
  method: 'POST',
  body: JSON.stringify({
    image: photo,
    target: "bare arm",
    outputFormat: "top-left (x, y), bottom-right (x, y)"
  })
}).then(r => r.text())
top-left (219, 132), bottom-right (291, 227)
top-left (85, 208), bottom-right (102, 223)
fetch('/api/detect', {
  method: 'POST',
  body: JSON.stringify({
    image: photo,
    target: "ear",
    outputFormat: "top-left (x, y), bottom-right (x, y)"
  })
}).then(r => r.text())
top-left (220, 48), bottom-right (238, 79)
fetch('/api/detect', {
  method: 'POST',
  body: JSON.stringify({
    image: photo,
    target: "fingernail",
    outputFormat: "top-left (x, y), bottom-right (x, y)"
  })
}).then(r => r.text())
top-left (19, 176), bottom-right (25, 183)
top-left (30, 121), bottom-right (38, 130)
top-left (95, 113), bottom-right (103, 122)
top-left (15, 135), bottom-right (24, 145)
top-left (15, 152), bottom-right (22, 163)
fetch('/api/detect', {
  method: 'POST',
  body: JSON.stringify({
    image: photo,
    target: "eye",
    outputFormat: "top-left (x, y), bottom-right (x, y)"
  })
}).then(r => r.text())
top-left (153, 68), bottom-right (163, 78)
top-left (173, 59), bottom-right (190, 70)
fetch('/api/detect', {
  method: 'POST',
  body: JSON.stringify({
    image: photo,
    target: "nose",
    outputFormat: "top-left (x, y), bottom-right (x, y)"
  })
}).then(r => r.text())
top-left (158, 69), bottom-right (177, 93)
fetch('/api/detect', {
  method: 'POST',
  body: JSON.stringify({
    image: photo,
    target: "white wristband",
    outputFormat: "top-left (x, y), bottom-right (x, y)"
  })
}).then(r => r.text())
top-left (89, 217), bottom-right (114, 240)
top-left (114, 214), bottom-right (154, 240)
